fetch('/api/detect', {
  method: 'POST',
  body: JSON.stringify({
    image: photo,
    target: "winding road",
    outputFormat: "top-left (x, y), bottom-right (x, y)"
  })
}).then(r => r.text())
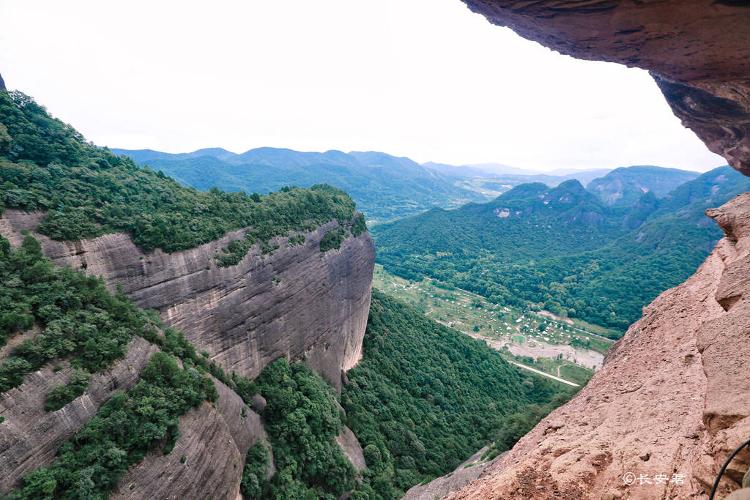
top-left (508, 360), bottom-right (580, 387)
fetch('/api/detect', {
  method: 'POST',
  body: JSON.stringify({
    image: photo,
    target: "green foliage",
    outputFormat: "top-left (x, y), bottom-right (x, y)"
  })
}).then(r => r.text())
top-left (44, 369), bottom-right (91, 412)
top-left (342, 291), bottom-right (573, 497)
top-left (288, 234), bottom-right (306, 247)
top-left (0, 235), bottom-right (157, 393)
top-left (115, 148), bottom-right (487, 225)
top-left (320, 227), bottom-right (347, 252)
top-left (241, 442), bottom-right (271, 499)
top-left (481, 399), bottom-right (567, 461)
top-left (0, 91), bottom-right (359, 260)
top-left (351, 213), bottom-right (367, 237)
top-left (12, 352), bottom-right (216, 499)
top-left (251, 358), bottom-right (356, 499)
top-left (374, 168), bottom-right (750, 331)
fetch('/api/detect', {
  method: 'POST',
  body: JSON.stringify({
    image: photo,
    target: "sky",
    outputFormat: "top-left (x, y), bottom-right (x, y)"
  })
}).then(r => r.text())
top-left (0, 0), bottom-right (726, 172)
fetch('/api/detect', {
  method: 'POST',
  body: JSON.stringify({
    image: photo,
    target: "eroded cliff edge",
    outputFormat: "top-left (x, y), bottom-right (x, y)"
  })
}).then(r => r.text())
top-left (439, 194), bottom-right (750, 499)
top-left (0, 210), bottom-right (375, 390)
top-left (0, 211), bottom-right (374, 496)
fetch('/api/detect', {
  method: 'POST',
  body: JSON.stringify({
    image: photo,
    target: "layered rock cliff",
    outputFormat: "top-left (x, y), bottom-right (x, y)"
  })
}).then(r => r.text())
top-left (0, 210), bottom-right (375, 391)
top-left (0, 210), bottom-right (374, 497)
top-left (0, 337), bottom-right (159, 492)
top-left (461, 0), bottom-right (750, 175)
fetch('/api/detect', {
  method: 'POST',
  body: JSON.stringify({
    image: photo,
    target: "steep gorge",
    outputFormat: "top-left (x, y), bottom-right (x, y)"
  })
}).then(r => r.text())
top-left (414, 1), bottom-right (750, 498)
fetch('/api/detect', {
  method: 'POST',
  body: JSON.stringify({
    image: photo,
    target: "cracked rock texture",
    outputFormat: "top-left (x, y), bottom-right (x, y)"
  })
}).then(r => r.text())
top-left (445, 194), bottom-right (750, 499)
top-left (0, 337), bottom-right (159, 494)
top-left (461, 0), bottom-right (750, 174)
top-left (0, 211), bottom-right (375, 391)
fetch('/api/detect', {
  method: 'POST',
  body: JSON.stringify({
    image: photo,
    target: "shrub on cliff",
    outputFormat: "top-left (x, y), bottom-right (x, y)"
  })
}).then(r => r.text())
top-left (11, 352), bottom-right (216, 499)
top-left (249, 358), bottom-right (356, 499)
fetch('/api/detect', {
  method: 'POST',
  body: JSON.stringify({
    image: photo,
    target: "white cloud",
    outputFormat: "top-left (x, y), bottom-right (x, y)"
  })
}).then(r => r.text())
top-left (0, 0), bottom-right (726, 171)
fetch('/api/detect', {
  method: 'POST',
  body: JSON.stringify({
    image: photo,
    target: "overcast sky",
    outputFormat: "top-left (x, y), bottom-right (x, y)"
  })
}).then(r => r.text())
top-left (0, 0), bottom-right (726, 172)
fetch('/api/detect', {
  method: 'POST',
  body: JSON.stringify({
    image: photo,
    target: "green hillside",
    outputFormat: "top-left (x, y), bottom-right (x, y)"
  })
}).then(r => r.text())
top-left (587, 165), bottom-right (698, 207)
top-left (374, 167), bottom-right (749, 331)
top-left (114, 147), bottom-right (489, 224)
top-left (0, 88), bottom-right (573, 499)
top-left (341, 290), bottom-right (572, 497)
top-left (0, 91), bottom-right (360, 264)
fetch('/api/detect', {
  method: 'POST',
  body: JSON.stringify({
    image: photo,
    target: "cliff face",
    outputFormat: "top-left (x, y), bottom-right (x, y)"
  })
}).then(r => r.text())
top-left (0, 337), bottom-right (159, 492)
top-left (0, 211), bottom-right (373, 497)
top-left (461, 0), bottom-right (750, 175)
top-left (112, 378), bottom-right (266, 500)
top-left (0, 210), bottom-right (375, 390)
top-left (443, 194), bottom-right (750, 499)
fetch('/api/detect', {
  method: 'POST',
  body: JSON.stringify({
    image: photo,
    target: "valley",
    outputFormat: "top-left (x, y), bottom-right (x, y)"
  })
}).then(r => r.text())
top-left (373, 265), bottom-right (611, 386)
top-left (0, 87), bottom-right (569, 499)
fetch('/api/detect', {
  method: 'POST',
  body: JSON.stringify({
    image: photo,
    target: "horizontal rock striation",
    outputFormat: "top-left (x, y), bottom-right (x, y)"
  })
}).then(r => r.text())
top-left (112, 378), bottom-right (266, 500)
top-left (445, 194), bottom-right (750, 499)
top-left (0, 337), bottom-right (158, 493)
top-left (460, 0), bottom-right (750, 174)
top-left (0, 210), bottom-right (375, 391)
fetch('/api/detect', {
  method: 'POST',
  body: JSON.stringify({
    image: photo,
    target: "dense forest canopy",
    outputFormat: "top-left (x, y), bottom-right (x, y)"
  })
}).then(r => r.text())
top-left (114, 147), bottom-right (489, 224)
top-left (374, 167), bottom-right (750, 331)
top-left (0, 90), bottom-right (361, 261)
top-left (341, 290), bottom-right (574, 497)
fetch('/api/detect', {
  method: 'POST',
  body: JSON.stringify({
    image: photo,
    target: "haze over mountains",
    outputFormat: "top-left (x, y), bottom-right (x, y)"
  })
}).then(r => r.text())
top-left (115, 143), bottom-right (724, 331)
top-left (115, 147), bottom-right (662, 224)
top-left (374, 165), bottom-right (747, 330)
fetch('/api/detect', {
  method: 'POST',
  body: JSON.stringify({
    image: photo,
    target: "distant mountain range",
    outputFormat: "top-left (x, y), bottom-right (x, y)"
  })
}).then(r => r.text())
top-left (116, 147), bottom-right (699, 225)
top-left (373, 165), bottom-right (748, 331)
top-left (114, 148), bottom-right (489, 224)
top-left (587, 165), bottom-right (698, 207)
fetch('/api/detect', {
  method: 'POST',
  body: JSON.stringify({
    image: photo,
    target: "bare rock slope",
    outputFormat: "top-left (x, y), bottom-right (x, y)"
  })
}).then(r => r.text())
top-left (446, 194), bottom-right (750, 499)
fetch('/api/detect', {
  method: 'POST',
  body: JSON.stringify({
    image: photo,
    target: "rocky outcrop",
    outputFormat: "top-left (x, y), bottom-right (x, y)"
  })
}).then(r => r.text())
top-left (445, 194), bottom-right (750, 499)
top-left (460, 1), bottom-right (750, 175)
top-left (0, 211), bottom-right (375, 390)
top-left (112, 378), bottom-right (265, 500)
top-left (404, 448), bottom-right (495, 500)
top-left (0, 337), bottom-right (159, 493)
top-left (336, 426), bottom-right (367, 472)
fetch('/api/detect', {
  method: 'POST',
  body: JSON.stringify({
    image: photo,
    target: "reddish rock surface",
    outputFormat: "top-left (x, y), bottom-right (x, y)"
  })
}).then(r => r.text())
top-left (461, 0), bottom-right (750, 174)
top-left (446, 194), bottom-right (750, 499)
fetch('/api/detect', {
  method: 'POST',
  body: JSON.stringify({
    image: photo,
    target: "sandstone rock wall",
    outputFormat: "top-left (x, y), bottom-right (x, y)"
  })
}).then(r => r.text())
top-left (0, 211), bottom-right (375, 390)
top-left (112, 378), bottom-right (266, 500)
top-left (460, 0), bottom-right (750, 174)
top-left (0, 337), bottom-right (159, 493)
top-left (445, 194), bottom-right (750, 499)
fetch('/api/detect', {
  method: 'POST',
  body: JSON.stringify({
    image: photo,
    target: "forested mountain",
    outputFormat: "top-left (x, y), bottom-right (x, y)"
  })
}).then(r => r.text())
top-left (341, 291), bottom-right (570, 496)
top-left (0, 88), bottom-right (571, 498)
top-left (587, 165), bottom-right (698, 207)
top-left (374, 166), bottom-right (750, 331)
top-left (114, 147), bottom-right (489, 224)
